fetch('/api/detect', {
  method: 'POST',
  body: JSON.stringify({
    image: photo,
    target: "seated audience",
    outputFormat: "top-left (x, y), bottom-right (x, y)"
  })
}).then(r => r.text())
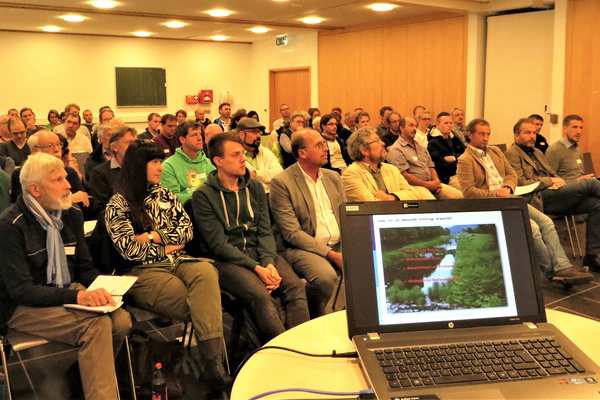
top-left (427, 112), bottom-right (466, 188)
top-left (90, 126), bottom-right (137, 215)
top-left (192, 132), bottom-right (309, 341)
top-left (356, 111), bottom-right (370, 128)
top-left (342, 127), bottom-right (431, 202)
top-left (160, 120), bottom-right (215, 204)
top-left (273, 112), bottom-right (306, 168)
top-left (20, 107), bottom-right (44, 135)
top-left (530, 114), bottom-right (549, 153)
top-left (457, 119), bottom-right (592, 285)
top-left (505, 117), bottom-right (600, 271)
top-left (545, 114), bottom-right (598, 183)
top-left (82, 109), bottom-right (94, 134)
top-left (84, 122), bottom-right (115, 184)
top-left (338, 111), bottom-right (357, 141)
top-left (175, 109), bottom-right (187, 125)
top-left (105, 140), bottom-right (231, 389)
top-left (0, 155), bottom-right (15, 179)
top-left (415, 110), bottom-right (431, 149)
top-left (0, 114), bottom-right (13, 142)
top-left (381, 111), bottom-right (401, 150)
top-left (450, 107), bottom-right (467, 145)
top-left (214, 103), bottom-right (232, 131)
top-left (238, 118), bottom-right (282, 194)
top-left (60, 113), bottom-right (93, 154)
top-left (11, 130), bottom-right (89, 208)
top-left (320, 113), bottom-right (352, 174)
top-left (153, 113), bottom-right (179, 157)
top-left (375, 106), bottom-right (393, 138)
top-left (138, 112), bottom-right (161, 140)
top-left (0, 152), bottom-right (131, 399)
top-left (269, 129), bottom-right (344, 318)
top-left (228, 108), bottom-right (248, 131)
top-left (387, 117), bottom-right (463, 199)
top-left (0, 116), bottom-right (31, 166)
top-left (272, 103), bottom-right (291, 132)
top-left (45, 109), bottom-right (61, 131)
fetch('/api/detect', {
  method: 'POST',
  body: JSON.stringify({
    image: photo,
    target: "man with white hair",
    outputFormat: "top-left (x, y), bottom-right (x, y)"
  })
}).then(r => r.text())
top-left (0, 152), bottom-right (131, 400)
top-left (11, 130), bottom-right (89, 206)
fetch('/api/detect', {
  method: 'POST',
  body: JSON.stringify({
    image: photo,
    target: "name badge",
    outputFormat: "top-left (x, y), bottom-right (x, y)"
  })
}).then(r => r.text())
top-left (164, 149), bottom-right (169, 153)
top-left (576, 159), bottom-right (582, 164)
top-left (412, 156), bottom-right (418, 161)
top-left (65, 246), bottom-right (76, 255)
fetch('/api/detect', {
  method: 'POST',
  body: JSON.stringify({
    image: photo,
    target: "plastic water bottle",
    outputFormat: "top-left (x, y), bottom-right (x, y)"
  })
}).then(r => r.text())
top-left (0, 371), bottom-right (8, 400)
top-left (151, 363), bottom-right (167, 400)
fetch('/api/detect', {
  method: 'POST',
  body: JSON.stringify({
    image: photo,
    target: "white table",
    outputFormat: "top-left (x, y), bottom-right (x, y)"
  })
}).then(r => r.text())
top-left (231, 309), bottom-right (600, 400)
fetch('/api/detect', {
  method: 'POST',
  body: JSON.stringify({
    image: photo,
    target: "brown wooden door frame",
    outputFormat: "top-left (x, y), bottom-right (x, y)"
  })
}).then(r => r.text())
top-left (269, 67), bottom-right (311, 131)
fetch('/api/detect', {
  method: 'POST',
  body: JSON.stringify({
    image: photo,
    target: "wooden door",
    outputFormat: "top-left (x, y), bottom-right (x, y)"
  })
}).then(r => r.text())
top-left (269, 67), bottom-right (311, 131)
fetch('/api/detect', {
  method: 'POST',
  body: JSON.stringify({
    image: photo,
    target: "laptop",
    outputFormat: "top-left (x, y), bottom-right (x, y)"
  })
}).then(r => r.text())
top-left (340, 198), bottom-right (600, 400)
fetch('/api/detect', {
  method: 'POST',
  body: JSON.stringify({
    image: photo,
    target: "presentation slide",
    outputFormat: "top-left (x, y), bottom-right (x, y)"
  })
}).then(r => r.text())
top-left (370, 211), bottom-right (517, 326)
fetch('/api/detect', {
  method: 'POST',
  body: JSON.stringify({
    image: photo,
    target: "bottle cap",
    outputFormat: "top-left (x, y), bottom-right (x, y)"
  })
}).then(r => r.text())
top-left (156, 363), bottom-right (162, 369)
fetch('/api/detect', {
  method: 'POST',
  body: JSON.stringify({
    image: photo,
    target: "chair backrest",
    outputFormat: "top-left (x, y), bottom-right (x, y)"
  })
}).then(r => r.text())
top-left (491, 143), bottom-right (507, 153)
top-left (583, 152), bottom-right (596, 176)
top-left (89, 210), bottom-right (137, 275)
top-left (182, 199), bottom-right (203, 257)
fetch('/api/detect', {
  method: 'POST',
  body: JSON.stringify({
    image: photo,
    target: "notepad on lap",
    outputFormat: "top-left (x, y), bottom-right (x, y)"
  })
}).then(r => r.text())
top-left (64, 275), bottom-right (137, 313)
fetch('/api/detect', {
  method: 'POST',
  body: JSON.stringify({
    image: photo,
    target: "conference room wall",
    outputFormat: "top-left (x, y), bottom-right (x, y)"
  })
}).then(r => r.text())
top-left (250, 32), bottom-right (319, 125)
top-left (318, 14), bottom-right (468, 128)
top-left (565, 0), bottom-right (600, 170)
top-left (0, 31), bottom-right (252, 131)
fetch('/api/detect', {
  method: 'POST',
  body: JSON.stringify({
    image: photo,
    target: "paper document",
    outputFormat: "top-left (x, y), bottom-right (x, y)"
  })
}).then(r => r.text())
top-left (514, 182), bottom-right (540, 196)
top-left (64, 275), bottom-right (137, 313)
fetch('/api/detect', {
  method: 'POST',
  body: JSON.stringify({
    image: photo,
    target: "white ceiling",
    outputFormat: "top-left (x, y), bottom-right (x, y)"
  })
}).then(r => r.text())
top-left (0, 0), bottom-right (555, 43)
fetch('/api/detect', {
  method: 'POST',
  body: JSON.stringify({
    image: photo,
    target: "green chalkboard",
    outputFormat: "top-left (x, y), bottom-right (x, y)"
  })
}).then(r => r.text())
top-left (115, 67), bottom-right (166, 107)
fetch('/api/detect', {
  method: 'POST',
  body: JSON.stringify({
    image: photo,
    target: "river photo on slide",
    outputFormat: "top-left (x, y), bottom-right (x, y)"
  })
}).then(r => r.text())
top-left (380, 224), bottom-right (507, 314)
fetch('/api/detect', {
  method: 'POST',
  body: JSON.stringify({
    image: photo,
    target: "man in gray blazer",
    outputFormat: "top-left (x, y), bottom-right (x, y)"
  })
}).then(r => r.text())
top-left (505, 117), bottom-right (600, 271)
top-left (270, 129), bottom-right (345, 318)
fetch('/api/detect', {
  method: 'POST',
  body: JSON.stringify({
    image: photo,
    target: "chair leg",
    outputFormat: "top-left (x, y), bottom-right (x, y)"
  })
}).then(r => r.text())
top-left (0, 337), bottom-right (13, 400)
top-left (570, 215), bottom-right (584, 258)
top-left (564, 216), bottom-right (576, 257)
top-left (331, 271), bottom-right (344, 311)
top-left (187, 325), bottom-right (195, 348)
top-left (124, 336), bottom-right (137, 400)
top-left (221, 336), bottom-right (230, 375)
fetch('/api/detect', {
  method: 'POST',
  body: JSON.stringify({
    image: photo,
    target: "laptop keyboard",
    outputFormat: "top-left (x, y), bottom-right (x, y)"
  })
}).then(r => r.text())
top-left (374, 338), bottom-right (586, 389)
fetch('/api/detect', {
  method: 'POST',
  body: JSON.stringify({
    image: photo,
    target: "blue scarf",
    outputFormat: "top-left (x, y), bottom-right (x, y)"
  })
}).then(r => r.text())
top-left (23, 193), bottom-right (71, 288)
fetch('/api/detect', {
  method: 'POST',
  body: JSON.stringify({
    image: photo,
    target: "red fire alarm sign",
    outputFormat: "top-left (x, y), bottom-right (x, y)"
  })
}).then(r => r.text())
top-left (199, 90), bottom-right (213, 103)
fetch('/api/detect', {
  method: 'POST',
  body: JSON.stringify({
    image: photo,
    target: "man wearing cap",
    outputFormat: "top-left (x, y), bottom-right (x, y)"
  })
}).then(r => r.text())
top-left (238, 118), bottom-right (282, 194)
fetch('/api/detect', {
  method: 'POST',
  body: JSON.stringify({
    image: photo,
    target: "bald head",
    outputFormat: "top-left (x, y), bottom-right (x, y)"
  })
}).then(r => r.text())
top-left (28, 130), bottom-right (62, 158)
top-left (291, 129), bottom-right (327, 168)
top-left (204, 123), bottom-right (224, 144)
top-left (0, 115), bottom-right (12, 140)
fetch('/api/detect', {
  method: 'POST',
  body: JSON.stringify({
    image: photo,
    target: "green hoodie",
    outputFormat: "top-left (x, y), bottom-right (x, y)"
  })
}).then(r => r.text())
top-left (160, 147), bottom-right (215, 204)
top-left (192, 169), bottom-right (276, 270)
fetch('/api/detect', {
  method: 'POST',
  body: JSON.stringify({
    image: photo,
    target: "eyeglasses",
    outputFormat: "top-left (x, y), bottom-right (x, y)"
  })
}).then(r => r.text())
top-left (36, 142), bottom-right (62, 150)
top-left (367, 138), bottom-right (383, 146)
top-left (302, 141), bottom-right (327, 150)
top-left (12, 130), bottom-right (27, 135)
top-left (326, 122), bottom-right (337, 126)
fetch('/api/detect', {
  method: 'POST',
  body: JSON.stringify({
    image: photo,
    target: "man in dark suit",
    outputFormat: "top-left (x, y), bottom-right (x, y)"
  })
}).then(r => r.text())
top-left (269, 129), bottom-right (346, 317)
top-left (505, 117), bottom-right (600, 271)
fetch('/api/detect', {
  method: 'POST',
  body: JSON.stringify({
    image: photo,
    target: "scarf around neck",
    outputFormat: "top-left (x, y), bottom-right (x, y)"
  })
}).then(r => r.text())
top-left (23, 193), bottom-right (71, 288)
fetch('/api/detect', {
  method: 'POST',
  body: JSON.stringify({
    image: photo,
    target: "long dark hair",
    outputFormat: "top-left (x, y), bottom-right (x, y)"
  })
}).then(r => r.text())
top-left (114, 140), bottom-right (165, 233)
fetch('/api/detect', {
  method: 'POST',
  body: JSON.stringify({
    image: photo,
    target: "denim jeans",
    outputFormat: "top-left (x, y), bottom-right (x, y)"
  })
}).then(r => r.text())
top-left (541, 178), bottom-right (600, 254)
top-left (528, 204), bottom-right (571, 278)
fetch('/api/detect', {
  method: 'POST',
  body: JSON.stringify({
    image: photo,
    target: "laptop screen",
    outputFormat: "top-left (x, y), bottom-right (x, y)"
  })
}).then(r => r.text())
top-left (341, 199), bottom-right (546, 338)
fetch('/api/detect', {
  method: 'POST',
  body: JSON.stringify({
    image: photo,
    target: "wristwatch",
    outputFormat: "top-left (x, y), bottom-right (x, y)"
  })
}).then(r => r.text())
top-left (148, 232), bottom-right (155, 243)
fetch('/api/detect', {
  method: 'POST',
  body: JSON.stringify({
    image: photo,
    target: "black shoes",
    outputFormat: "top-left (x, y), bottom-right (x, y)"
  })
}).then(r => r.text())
top-left (583, 254), bottom-right (600, 272)
top-left (203, 356), bottom-right (234, 390)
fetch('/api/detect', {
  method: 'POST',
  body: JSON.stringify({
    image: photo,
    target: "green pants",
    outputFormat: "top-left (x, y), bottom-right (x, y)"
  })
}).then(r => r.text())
top-left (128, 260), bottom-right (223, 341)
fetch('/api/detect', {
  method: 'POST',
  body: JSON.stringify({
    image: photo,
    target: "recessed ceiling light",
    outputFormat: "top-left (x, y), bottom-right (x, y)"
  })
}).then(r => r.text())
top-left (133, 31), bottom-right (151, 37)
top-left (208, 9), bottom-right (231, 17)
top-left (301, 17), bottom-right (322, 24)
top-left (91, 1), bottom-right (117, 8)
top-left (369, 3), bottom-right (396, 11)
top-left (273, 0), bottom-right (289, 2)
top-left (165, 21), bottom-right (185, 28)
top-left (41, 26), bottom-right (62, 32)
top-left (211, 35), bottom-right (227, 41)
top-left (62, 15), bottom-right (85, 22)
top-left (251, 27), bottom-right (269, 33)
